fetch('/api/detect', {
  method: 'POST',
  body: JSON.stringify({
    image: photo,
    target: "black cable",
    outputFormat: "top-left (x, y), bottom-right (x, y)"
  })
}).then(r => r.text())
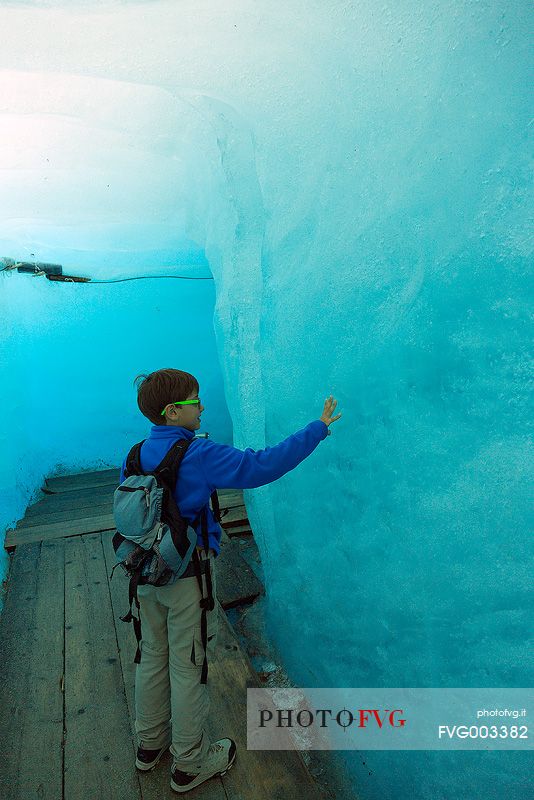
top-left (0, 262), bottom-right (213, 282)
top-left (87, 274), bottom-right (213, 284)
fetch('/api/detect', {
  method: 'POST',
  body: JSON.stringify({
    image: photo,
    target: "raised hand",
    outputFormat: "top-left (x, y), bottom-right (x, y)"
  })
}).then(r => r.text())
top-left (320, 395), bottom-right (342, 427)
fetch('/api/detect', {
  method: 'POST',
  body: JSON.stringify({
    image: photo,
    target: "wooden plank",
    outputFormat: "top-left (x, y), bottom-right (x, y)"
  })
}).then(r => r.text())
top-left (216, 538), bottom-right (264, 609)
top-left (17, 500), bottom-right (113, 528)
top-left (100, 531), bottom-right (138, 733)
top-left (7, 479), bottom-right (247, 550)
top-left (220, 505), bottom-right (249, 527)
top-left (64, 533), bottom-right (141, 800)
top-left (20, 539), bottom-right (65, 798)
top-left (8, 516), bottom-right (251, 550)
top-left (0, 543), bottom-right (41, 799)
top-left (24, 485), bottom-right (115, 516)
top-left (23, 499), bottom-right (244, 529)
top-left (217, 490), bottom-right (245, 509)
top-left (27, 488), bottom-right (233, 523)
top-left (44, 468), bottom-right (120, 493)
top-left (6, 513), bottom-right (116, 549)
top-left (43, 474), bottom-right (242, 499)
top-left (28, 483), bottom-right (241, 520)
top-left (0, 540), bottom-right (64, 800)
top-left (225, 525), bottom-right (253, 538)
top-left (21, 492), bottom-right (245, 529)
top-left (35, 483), bottom-right (117, 510)
top-left (30, 476), bottom-right (241, 517)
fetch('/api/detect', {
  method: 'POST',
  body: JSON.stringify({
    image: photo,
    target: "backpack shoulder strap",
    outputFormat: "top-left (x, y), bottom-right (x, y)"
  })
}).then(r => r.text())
top-left (210, 489), bottom-right (223, 523)
top-left (153, 438), bottom-right (191, 490)
top-left (124, 440), bottom-right (145, 478)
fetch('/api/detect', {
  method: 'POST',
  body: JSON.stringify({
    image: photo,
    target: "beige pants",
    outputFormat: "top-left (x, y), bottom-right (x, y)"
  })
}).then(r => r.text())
top-left (135, 549), bottom-right (218, 772)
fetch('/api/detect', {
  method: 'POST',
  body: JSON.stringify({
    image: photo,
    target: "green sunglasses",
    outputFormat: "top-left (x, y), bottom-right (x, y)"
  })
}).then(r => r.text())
top-left (161, 399), bottom-right (201, 416)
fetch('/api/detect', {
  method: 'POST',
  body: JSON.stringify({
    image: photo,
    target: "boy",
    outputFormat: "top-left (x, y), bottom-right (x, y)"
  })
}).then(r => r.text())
top-left (120, 368), bottom-right (341, 793)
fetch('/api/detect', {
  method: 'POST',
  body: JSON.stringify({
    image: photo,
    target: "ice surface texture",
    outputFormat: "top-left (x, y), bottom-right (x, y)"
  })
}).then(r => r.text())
top-left (0, 2), bottom-right (532, 798)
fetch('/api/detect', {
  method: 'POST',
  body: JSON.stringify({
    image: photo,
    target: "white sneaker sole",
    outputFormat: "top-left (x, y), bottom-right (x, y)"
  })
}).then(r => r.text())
top-left (170, 751), bottom-right (237, 793)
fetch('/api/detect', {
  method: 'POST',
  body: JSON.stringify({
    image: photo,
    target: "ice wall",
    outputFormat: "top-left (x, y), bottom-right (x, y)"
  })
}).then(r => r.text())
top-left (1, 2), bottom-right (532, 799)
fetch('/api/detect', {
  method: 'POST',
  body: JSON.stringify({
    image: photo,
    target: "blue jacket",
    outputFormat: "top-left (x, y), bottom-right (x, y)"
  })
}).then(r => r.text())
top-left (119, 419), bottom-right (330, 557)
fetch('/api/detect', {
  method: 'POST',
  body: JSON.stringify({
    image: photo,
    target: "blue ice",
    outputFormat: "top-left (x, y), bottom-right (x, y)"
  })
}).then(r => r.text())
top-left (0, 2), bottom-right (532, 798)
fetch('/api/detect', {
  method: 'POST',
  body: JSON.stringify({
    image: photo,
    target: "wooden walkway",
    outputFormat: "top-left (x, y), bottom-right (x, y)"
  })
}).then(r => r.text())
top-left (0, 468), bottom-right (328, 800)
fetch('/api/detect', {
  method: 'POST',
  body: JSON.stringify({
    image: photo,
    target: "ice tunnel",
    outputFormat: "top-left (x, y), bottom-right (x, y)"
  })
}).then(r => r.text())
top-left (0, 2), bottom-right (532, 799)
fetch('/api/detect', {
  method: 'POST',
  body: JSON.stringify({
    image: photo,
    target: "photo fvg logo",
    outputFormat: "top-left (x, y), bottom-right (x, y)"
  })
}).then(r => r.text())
top-left (248, 689), bottom-right (531, 751)
top-left (259, 707), bottom-right (406, 730)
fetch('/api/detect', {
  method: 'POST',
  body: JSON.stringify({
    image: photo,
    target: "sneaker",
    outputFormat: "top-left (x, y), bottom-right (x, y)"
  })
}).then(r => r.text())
top-left (135, 742), bottom-right (169, 771)
top-left (170, 738), bottom-right (237, 793)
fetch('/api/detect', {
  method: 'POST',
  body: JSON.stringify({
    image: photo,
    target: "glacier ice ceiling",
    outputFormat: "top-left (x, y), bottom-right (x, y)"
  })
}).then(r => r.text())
top-left (0, 2), bottom-right (532, 798)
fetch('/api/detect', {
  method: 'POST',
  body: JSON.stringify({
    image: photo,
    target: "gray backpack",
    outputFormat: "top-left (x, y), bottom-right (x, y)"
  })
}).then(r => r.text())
top-left (110, 438), bottom-right (221, 683)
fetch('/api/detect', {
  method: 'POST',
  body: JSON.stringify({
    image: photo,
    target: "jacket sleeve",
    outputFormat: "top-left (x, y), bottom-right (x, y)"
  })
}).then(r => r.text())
top-left (197, 419), bottom-right (329, 491)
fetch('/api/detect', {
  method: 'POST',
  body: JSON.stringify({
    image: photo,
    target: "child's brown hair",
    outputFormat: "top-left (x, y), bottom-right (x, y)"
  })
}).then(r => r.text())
top-left (134, 368), bottom-right (199, 425)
